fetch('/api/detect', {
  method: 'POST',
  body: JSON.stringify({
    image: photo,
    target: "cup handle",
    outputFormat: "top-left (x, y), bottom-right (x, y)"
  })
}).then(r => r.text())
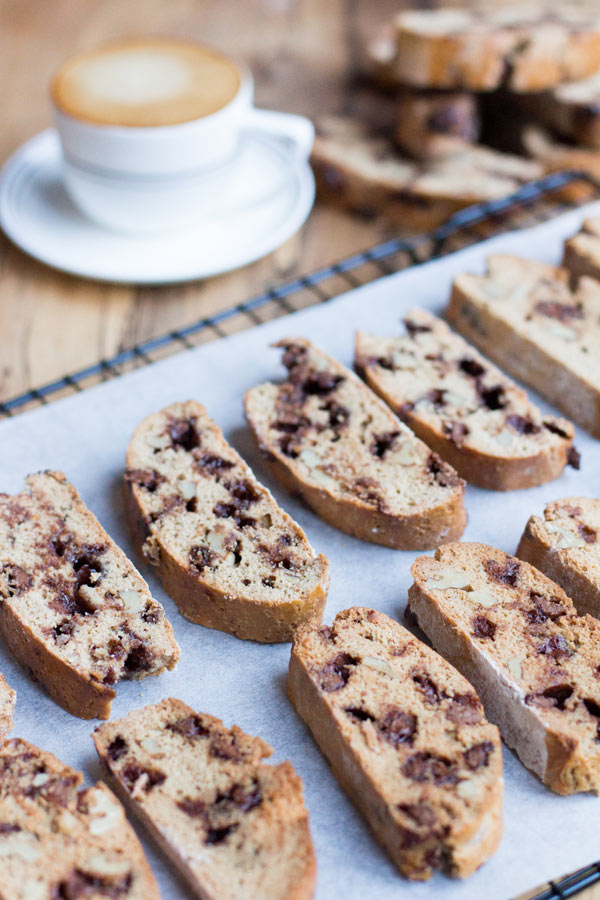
top-left (240, 108), bottom-right (315, 160)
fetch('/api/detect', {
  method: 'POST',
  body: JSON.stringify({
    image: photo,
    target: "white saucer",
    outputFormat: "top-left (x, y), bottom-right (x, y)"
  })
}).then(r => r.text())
top-left (0, 129), bottom-right (315, 284)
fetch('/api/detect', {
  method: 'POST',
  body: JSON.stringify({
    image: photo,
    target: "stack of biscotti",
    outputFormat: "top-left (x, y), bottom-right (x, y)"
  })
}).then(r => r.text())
top-left (355, 308), bottom-right (577, 490)
top-left (563, 217), bottom-right (600, 283)
top-left (0, 737), bottom-right (159, 900)
top-left (447, 253), bottom-right (600, 437)
top-left (409, 543), bottom-right (600, 795)
top-left (0, 470), bottom-right (180, 718)
top-left (289, 607), bottom-right (503, 879)
top-left (125, 400), bottom-right (329, 642)
top-left (94, 698), bottom-right (316, 900)
top-left (244, 338), bottom-right (467, 550)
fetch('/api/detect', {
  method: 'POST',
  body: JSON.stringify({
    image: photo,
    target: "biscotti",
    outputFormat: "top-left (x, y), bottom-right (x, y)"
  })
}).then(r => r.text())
top-left (394, 90), bottom-right (479, 160)
top-left (288, 607), bottom-right (503, 880)
top-left (524, 71), bottom-right (600, 150)
top-left (392, 7), bottom-right (600, 92)
top-left (0, 737), bottom-right (159, 900)
top-left (125, 400), bottom-right (329, 642)
top-left (409, 543), bottom-right (600, 795)
top-left (524, 125), bottom-right (600, 191)
top-left (93, 698), bottom-right (316, 900)
top-left (563, 218), bottom-right (600, 284)
top-left (0, 674), bottom-right (15, 743)
top-left (244, 339), bottom-right (467, 550)
top-left (355, 309), bottom-right (577, 490)
top-left (518, 497), bottom-right (600, 618)
top-left (447, 253), bottom-right (600, 437)
top-left (0, 471), bottom-right (179, 719)
top-left (311, 116), bottom-right (542, 232)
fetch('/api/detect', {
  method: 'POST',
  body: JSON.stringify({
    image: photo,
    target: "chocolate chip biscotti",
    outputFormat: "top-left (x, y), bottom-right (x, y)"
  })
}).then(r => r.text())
top-left (289, 608), bottom-right (503, 880)
top-left (409, 543), bottom-right (600, 795)
top-left (94, 698), bottom-right (316, 900)
top-left (355, 308), bottom-right (577, 490)
top-left (0, 737), bottom-right (159, 900)
top-left (125, 400), bottom-right (329, 642)
top-left (393, 90), bottom-right (480, 160)
top-left (244, 339), bottom-right (467, 550)
top-left (0, 471), bottom-right (179, 719)
top-left (563, 217), bottom-right (600, 285)
top-left (518, 497), bottom-right (600, 619)
top-left (447, 253), bottom-right (600, 437)
top-left (0, 674), bottom-right (15, 743)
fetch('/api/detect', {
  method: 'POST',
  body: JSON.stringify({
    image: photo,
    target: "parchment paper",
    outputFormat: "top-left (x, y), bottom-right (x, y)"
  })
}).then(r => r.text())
top-left (2, 202), bottom-right (600, 900)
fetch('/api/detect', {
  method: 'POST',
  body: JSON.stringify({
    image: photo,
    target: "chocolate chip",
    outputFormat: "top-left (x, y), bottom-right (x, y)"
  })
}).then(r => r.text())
top-left (195, 454), bottom-right (234, 474)
top-left (345, 707), bottom-right (376, 723)
top-left (426, 453), bottom-right (461, 488)
top-left (106, 736), bottom-right (128, 762)
top-left (56, 868), bottom-right (133, 899)
top-left (505, 414), bottom-right (541, 435)
top-left (370, 431), bottom-right (400, 459)
top-left (378, 708), bottom-right (417, 746)
top-left (124, 468), bottom-right (163, 492)
top-left (534, 301), bottom-right (583, 322)
top-left (177, 797), bottom-right (206, 817)
top-left (526, 591), bottom-right (567, 624)
top-left (538, 634), bottom-right (573, 659)
top-left (568, 446), bottom-right (581, 470)
top-left (402, 752), bottom-right (459, 785)
top-left (167, 715), bottom-right (209, 739)
top-left (205, 824), bottom-right (237, 846)
top-left (484, 557), bottom-right (520, 587)
top-left (213, 502), bottom-right (255, 529)
top-left (443, 421), bottom-right (470, 447)
top-left (189, 545), bottom-right (216, 573)
top-left (464, 741), bottom-right (494, 770)
top-left (472, 615), bottom-right (496, 640)
top-left (525, 684), bottom-right (573, 710)
top-left (123, 643), bottom-right (154, 675)
top-left (477, 383), bottom-right (506, 411)
top-left (459, 357), bottom-right (485, 377)
top-left (579, 523), bottom-right (597, 543)
top-left (543, 421), bottom-right (570, 439)
top-left (583, 699), bottom-right (600, 741)
top-left (210, 733), bottom-right (243, 762)
top-left (445, 693), bottom-right (483, 725)
top-left (169, 418), bottom-right (200, 451)
top-left (318, 652), bottom-right (359, 692)
top-left (225, 479), bottom-right (261, 508)
top-left (121, 763), bottom-right (166, 792)
top-left (397, 803), bottom-right (437, 829)
top-left (412, 674), bottom-right (439, 704)
top-left (404, 319), bottom-right (432, 337)
top-left (427, 388), bottom-right (446, 407)
top-left (321, 400), bottom-right (350, 433)
top-left (228, 780), bottom-right (263, 812)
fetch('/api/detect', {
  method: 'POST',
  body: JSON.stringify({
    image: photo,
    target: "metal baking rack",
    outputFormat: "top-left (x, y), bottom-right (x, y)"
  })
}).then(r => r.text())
top-left (1, 168), bottom-right (600, 900)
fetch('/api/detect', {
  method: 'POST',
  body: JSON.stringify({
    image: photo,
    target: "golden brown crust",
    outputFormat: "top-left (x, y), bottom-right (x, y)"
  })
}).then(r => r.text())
top-left (0, 674), bottom-right (15, 743)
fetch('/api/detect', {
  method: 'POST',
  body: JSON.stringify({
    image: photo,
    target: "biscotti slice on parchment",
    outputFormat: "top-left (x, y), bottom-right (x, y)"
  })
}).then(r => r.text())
top-left (518, 497), bottom-right (600, 619)
top-left (563, 217), bottom-right (600, 284)
top-left (447, 253), bottom-right (600, 437)
top-left (391, 7), bottom-right (600, 92)
top-left (409, 542), bottom-right (600, 795)
top-left (355, 308), bottom-right (577, 490)
top-left (0, 737), bottom-right (159, 900)
top-left (125, 400), bottom-right (329, 643)
top-left (0, 674), bottom-right (15, 743)
top-left (311, 116), bottom-right (541, 232)
top-left (93, 698), bottom-right (316, 900)
top-left (0, 470), bottom-right (179, 719)
top-left (289, 607), bottom-right (503, 880)
top-left (244, 339), bottom-right (466, 550)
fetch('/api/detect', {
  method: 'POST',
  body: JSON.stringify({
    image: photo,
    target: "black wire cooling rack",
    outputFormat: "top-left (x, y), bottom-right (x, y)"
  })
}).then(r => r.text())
top-left (1, 169), bottom-right (600, 900)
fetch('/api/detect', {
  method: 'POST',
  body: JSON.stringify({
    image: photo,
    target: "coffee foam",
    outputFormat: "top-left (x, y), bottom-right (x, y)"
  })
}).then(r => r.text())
top-left (51, 38), bottom-right (241, 127)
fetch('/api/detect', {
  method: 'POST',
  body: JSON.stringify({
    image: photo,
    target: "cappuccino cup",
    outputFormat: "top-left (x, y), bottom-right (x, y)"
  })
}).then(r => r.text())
top-left (51, 38), bottom-right (314, 233)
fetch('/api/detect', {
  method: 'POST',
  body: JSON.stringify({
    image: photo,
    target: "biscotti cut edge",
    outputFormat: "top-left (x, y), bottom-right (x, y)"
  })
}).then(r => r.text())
top-left (0, 674), bottom-right (15, 743)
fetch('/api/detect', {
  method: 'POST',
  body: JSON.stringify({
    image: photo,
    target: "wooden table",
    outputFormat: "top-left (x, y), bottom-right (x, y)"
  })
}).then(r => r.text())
top-left (0, 2), bottom-right (597, 899)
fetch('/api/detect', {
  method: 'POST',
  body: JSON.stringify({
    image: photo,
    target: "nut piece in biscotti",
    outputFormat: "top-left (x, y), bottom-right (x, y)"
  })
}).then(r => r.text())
top-left (311, 116), bottom-right (541, 233)
top-left (244, 339), bottom-right (467, 550)
top-left (289, 607), bottom-right (503, 880)
top-left (518, 497), bottom-right (600, 619)
top-left (0, 674), bottom-right (15, 743)
top-left (0, 737), bottom-right (159, 900)
top-left (0, 471), bottom-right (179, 720)
top-left (447, 253), bottom-right (600, 438)
top-left (125, 400), bottom-right (329, 643)
top-left (355, 309), bottom-right (577, 490)
top-left (392, 7), bottom-right (600, 92)
top-left (563, 217), bottom-right (600, 285)
top-left (394, 89), bottom-right (479, 160)
top-left (93, 698), bottom-right (316, 900)
top-left (409, 543), bottom-right (600, 795)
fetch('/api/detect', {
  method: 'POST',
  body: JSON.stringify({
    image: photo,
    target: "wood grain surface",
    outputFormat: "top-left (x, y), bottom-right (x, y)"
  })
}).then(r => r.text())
top-left (0, 2), bottom-right (598, 898)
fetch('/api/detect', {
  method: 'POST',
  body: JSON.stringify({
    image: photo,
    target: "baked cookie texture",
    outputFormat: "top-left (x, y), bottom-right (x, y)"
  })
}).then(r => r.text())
top-left (447, 252), bottom-right (600, 437)
top-left (355, 308), bottom-right (576, 490)
top-left (311, 116), bottom-right (541, 232)
top-left (393, 89), bottom-right (480, 160)
top-left (518, 497), bottom-right (600, 619)
top-left (0, 673), bottom-right (15, 743)
top-left (288, 607), bottom-right (503, 880)
top-left (563, 217), bottom-right (600, 284)
top-left (409, 543), bottom-right (600, 795)
top-left (0, 470), bottom-right (179, 719)
top-left (125, 400), bottom-right (329, 643)
top-left (0, 737), bottom-right (159, 900)
top-left (244, 338), bottom-right (467, 550)
top-left (94, 698), bottom-right (316, 900)
top-left (391, 6), bottom-right (600, 92)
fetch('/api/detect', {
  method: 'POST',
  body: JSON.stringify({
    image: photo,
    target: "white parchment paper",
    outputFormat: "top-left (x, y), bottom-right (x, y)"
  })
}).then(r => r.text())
top-left (2, 202), bottom-right (600, 900)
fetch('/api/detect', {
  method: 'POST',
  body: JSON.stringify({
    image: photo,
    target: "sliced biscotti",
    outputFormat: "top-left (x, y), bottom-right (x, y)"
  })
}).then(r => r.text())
top-left (312, 116), bottom-right (541, 232)
top-left (447, 253), bottom-right (600, 437)
top-left (0, 737), bottom-right (159, 900)
top-left (125, 400), bottom-right (329, 643)
top-left (523, 71), bottom-right (600, 151)
top-left (563, 218), bottom-right (600, 284)
top-left (391, 7), bottom-right (600, 92)
top-left (93, 698), bottom-right (316, 900)
top-left (355, 309), bottom-right (577, 490)
top-left (518, 497), bottom-right (600, 619)
top-left (289, 607), bottom-right (503, 880)
top-left (409, 543), bottom-right (600, 795)
top-left (244, 339), bottom-right (466, 550)
top-left (0, 674), bottom-right (15, 743)
top-left (0, 471), bottom-right (179, 719)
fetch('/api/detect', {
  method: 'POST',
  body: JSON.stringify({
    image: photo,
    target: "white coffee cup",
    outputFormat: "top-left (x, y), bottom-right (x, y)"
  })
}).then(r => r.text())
top-left (51, 40), bottom-right (314, 234)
